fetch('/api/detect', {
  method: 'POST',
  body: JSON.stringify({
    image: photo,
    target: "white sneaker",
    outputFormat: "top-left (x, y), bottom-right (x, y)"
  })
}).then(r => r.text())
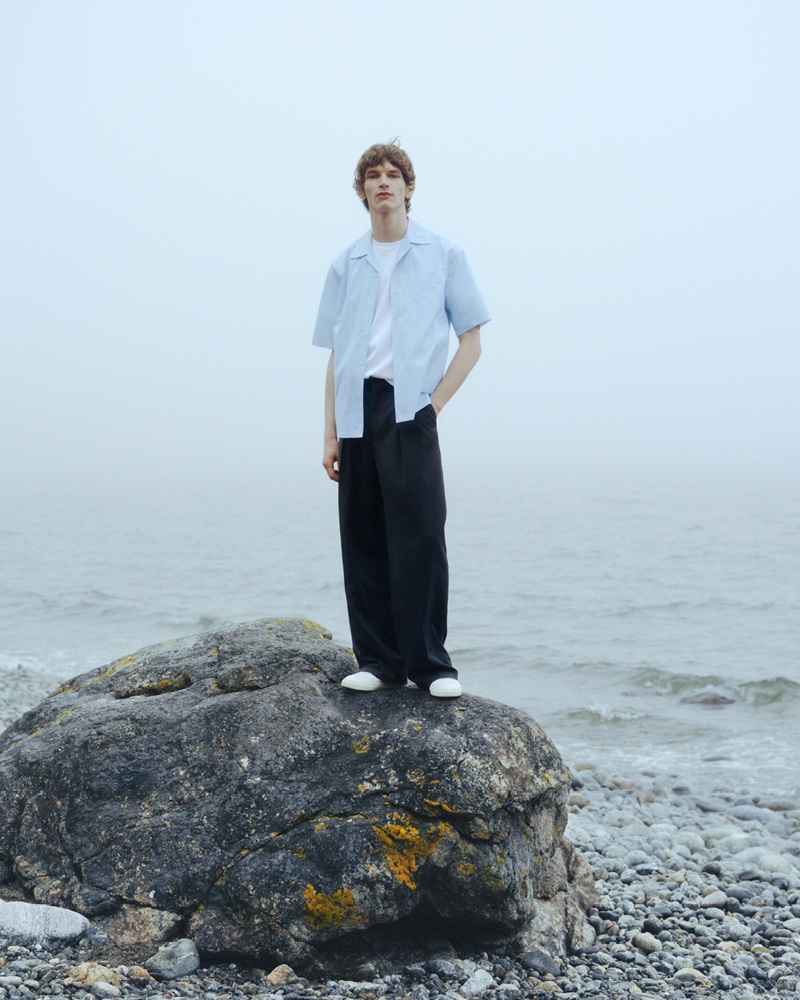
top-left (429, 678), bottom-right (463, 698)
top-left (341, 671), bottom-right (403, 692)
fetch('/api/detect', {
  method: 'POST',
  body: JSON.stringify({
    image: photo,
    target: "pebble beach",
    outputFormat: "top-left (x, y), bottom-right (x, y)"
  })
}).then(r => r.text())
top-left (2, 665), bottom-right (800, 999)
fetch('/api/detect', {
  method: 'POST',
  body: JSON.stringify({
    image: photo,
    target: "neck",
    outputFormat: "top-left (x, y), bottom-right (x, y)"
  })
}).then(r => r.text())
top-left (370, 210), bottom-right (409, 244)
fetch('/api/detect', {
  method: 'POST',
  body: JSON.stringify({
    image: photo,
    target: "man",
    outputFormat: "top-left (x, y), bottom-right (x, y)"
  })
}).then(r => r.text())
top-left (313, 140), bottom-right (490, 698)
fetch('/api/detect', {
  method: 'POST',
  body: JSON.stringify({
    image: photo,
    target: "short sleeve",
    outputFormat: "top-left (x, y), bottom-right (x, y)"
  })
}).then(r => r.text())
top-left (312, 262), bottom-right (341, 349)
top-left (444, 248), bottom-right (491, 336)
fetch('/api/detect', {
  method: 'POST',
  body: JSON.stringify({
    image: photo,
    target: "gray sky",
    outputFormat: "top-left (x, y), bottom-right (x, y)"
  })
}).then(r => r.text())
top-left (2, 1), bottom-right (798, 488)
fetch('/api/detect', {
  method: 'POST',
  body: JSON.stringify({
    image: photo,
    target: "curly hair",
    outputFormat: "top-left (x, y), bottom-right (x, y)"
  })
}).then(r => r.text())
top-left (353, 139), bottom-right (416, 212)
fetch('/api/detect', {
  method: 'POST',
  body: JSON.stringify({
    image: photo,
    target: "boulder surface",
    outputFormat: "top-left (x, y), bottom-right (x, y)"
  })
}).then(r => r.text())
top-left (0, 618), bottom-right (593, 974)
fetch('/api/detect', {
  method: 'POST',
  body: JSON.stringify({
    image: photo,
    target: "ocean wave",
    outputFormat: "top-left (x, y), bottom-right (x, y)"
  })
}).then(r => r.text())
top-left (739, 676), bottom-right (800, 706)
top-left (604, 597), bottom-right (782, 619)
top-left (626, 666), bottom-right (800, 706)
top-left (566, 704), bottom-right (651, 724)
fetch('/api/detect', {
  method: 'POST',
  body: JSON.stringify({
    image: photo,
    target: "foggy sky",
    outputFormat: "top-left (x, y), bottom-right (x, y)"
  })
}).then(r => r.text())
top-left (2, 1), bottom-right (798, 489)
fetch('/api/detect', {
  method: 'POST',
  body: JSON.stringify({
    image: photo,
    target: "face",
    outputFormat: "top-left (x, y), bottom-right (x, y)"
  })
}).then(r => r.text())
top-left (360, 160), bottom-right (414, 214)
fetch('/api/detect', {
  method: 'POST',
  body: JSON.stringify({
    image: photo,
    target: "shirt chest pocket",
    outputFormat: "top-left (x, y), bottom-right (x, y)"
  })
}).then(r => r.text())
top-left (394, 259), bottom-right (448, 322)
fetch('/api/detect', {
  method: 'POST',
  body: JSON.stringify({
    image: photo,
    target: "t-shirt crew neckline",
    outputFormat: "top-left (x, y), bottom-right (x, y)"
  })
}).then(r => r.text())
top-left (371, 236), bottom-right (404, 249)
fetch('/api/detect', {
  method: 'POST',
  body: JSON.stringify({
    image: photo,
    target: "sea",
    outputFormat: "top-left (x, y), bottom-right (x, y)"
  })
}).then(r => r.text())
top-left (2, 464), bottom-right (798, 796)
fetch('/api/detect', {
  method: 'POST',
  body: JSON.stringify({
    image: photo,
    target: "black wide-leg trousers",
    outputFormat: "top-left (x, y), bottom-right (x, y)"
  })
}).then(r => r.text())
top-left (338, 377), bottom-right (456, 688)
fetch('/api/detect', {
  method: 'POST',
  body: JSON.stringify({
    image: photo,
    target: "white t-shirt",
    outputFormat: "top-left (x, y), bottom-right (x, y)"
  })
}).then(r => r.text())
top-left (364, 237), bottom-right (403, 381)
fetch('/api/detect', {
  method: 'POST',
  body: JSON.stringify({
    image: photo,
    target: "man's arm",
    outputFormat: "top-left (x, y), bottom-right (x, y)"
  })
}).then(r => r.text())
top-left (429, 327), bottom-right (482, 416)
top-left (322, 351), bottom-right (339, 482)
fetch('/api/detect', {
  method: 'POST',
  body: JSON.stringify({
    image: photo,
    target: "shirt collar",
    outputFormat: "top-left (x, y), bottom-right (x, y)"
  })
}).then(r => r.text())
top-left (350, 218), bottom-right (432, 259)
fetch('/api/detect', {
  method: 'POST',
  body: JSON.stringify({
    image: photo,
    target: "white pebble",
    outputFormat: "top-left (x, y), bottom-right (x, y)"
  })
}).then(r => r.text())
top-left (673, 830), bottom-right (705, 853)
top-left (461, 969), bottom-right (495, 998)
top-left (699, 890), bottom-right (727, 909)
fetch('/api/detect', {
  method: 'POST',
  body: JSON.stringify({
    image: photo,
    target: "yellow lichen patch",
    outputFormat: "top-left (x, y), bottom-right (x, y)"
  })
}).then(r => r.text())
top-left (481, 865), bottom-right (505, 891)
top-left (458, 861), bottom-right (475, 878)
top-left (470, 824), bottom-right (491, 841)
top-left (25, 706), bottom-right (77, 738)
top-left (121, 673), bottom-right (193, 697)
top-left (158, 675), bottom-right (189, 691)
top-left (372, 813), bottom-right (451, 890)
top-left (422, 797), bottom-right (455, 815)
top-left (78, 654), bottom-right (138, 689)
top-left (293, 846), bottom-right (307, 859)
top-left (353, 736), bottom-right (371, 754)
top-left (113, 654), bottom-right (138, 670)
top-left (302, 884), bottom-right (367, 932)
top-left (301, 619), bottom-right (330, 635)
top-left (277, 618), bottom-right (331, 637)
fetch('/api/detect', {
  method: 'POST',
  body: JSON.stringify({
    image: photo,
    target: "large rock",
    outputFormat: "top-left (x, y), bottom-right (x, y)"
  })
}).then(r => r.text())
top-left (0, 618), bottom-right (594, 974)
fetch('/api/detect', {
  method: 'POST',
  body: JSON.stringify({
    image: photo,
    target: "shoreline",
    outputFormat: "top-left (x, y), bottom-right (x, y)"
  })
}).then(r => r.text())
top-left (3, 661), bottom-right (799, 801)
top-left (2, 769), bottom-right (799, 998)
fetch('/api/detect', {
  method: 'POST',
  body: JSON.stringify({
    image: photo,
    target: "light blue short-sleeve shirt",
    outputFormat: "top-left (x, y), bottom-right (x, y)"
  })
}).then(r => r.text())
top-left (312, 218), bottom-right (490, 439)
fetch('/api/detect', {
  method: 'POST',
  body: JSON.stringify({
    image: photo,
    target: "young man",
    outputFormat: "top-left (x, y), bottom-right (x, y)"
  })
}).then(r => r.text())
top-left (313, 141), bottom-right (490, 698)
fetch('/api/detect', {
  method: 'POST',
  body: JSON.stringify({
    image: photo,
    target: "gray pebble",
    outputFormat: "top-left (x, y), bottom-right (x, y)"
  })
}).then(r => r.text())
top-left (520, 951), bottom-right (560, 977)
top-left (426, 960), bottom-right (457, 981)
top-left (90, 984), bottom-right (120, 999)
top-left (144, 939), bottom-right (201, 980)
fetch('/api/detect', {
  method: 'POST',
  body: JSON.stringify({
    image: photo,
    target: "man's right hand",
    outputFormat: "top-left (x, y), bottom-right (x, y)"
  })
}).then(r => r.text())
top-left (323, 437), bottom-right (339, 482)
